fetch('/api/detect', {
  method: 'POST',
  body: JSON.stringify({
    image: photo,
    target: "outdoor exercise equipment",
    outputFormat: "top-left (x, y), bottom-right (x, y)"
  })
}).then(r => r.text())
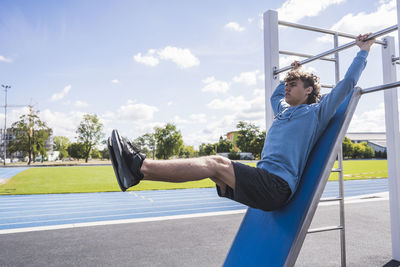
top-left (224, 5), bottom-right (400, 267)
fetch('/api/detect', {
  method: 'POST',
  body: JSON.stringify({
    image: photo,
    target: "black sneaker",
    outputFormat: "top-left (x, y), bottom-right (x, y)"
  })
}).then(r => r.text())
top-left (107, 137), bottom-right (125, 191)
top-left (110, 129), bottom-right (146, 191)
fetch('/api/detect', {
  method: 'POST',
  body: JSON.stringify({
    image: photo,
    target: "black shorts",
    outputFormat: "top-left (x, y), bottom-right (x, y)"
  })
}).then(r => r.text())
top-left (216, 161), bottom-right (291, 211)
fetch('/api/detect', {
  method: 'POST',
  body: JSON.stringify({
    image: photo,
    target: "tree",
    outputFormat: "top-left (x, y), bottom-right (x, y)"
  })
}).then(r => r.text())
top-left (236, 121), bottom-right (265, 159)
top-left (215, 136), bottom-right (233, 153)
top-left (352, 143), bottom-right (363, 159)
top-left (250, 130), bottom-right (266, 159)
top-left (154, 123), bottom-right (183, 159)
top-left (100, 147), bottom-right (110, 160)
top-left (76, 114), bottom-right (104, 163)
top-left (68, 142), bottom-right (85, 161)
top-left (9, 108), bottom-right (52, 165)
top-left (198, 143), bottom-right (216, 156)
top-left (179, 145), bottom-right (198, 158)
top-left (53, 136), bottom-right (70, 160)
top-left (360, 142), bottom-right (374, 158)
top-left (133, 133), bottom-right (156, 159)
top-left (228, 148), bottom-right (240, 160)
top-left (36, 129), bottom-right (52, 162)
top-left (342, 137), bottom-right (353, 158)
top-left (90, 148), bottom-right (101, 159)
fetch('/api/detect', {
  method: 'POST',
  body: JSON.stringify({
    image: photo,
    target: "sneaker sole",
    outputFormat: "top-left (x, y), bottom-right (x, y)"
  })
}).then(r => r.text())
top-left (107, 137), bottom-right (126, 192)
top-left (111, 129), bottom-right (138, 190)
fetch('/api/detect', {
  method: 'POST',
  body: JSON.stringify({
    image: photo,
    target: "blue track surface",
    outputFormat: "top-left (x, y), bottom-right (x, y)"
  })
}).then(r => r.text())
top-left (0, 179), bottom-right (388, 231)
top-left (0, 167), bottom-right (28, 180)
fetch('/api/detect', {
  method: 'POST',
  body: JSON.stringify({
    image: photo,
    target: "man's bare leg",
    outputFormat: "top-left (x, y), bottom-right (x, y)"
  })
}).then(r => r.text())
top-left (140, 155), bottom-right (235, 191)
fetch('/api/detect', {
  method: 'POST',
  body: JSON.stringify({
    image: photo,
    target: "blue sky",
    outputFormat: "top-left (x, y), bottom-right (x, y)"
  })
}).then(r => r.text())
top-left (1, 0), bottom-right (399, 148)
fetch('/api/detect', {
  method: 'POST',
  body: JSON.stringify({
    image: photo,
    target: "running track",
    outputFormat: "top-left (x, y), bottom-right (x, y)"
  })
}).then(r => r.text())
top-left (0, 168), bottom-right (389, 233)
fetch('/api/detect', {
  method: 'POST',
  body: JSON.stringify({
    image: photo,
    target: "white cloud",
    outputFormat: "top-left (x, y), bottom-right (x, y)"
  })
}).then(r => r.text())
top-left (111, 79), bottom-right (120, 84)
top-left (202, 88), bottom-right (266, 138)
top-left (157, 46), bottom-right (200, 69)
top-left (75, 100), bottom-right (88, 107)
top-left (107, 100), bottom-right (159, 122)
top-left (349, 98), bottom-right (400, 133)
top-left (133, 52), bottom-right (160, 67)
top-left (278, 0), bottom-right (345, 23)
top-left (202, 76), bottom-right (230, 93)
top-left (134, 46), bottom-right (199, 69)
top-left (225, 22), bottom-right (245, 32)
top-left (167, 101), bottom-right (173, 106)
top-left (3, 108), bottom-right (89, 143)
top-left (349, 103), bottom-right (386, 132)
top-left (233, 70), bottom-right (261, 86)
top-left (1, 107), bottom-right (30, 127)
top-left (208, 96), bottom-right (251, 110)
top-left (202, 114), bottom-right (237, 136)
top-left (189, 113), bottom-right (207, 123)
top-left (40, 109), bottom-right (85, 140)
top-left (172, 115), bottom-right (188, 124)
top-left (51, 85), bottom-right (71, 101)
top-left (248, 18), bottom-right (254, 23)
top-left (317, 0), bottom-right (397, 43)
top-left (0, 55), bottom-right (12, 63)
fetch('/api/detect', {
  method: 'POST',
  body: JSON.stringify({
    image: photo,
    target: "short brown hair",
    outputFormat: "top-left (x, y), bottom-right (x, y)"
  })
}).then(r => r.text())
top-left (284, 70), bottom-right (321, 104)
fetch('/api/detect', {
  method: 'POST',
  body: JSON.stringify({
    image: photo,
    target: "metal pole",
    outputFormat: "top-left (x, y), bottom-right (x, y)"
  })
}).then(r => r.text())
top-left (1, 85), bottom-right (10, 165)
top-left (275, 25), bottom-right (398, 75)
top-left (278, 20), bottom-right (386, 45)
top-left (360, 80), bottom-right (400, 94)
top-left (334, 33), bottom-right (347, 267)
top-left (263, 10), bottom-right (280, 131)
top-left (279, 50), bottom-right (336, 62)
top-left (383, 34), bottom-right (400, 261)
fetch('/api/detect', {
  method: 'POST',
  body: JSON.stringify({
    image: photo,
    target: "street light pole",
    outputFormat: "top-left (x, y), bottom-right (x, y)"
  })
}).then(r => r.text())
top-left (1, 85), bottom-right (10, 165)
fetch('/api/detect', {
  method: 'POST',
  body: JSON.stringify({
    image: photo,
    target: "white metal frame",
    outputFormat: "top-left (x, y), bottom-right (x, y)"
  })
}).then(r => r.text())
top-left (264, 4), bottom-right (400, 266)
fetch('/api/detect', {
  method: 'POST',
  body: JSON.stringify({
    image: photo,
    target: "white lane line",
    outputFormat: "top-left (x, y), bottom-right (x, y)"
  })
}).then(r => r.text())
top-left (0, 195), bottom-right (224, 209)
top-left (0, 209), bottom-right (247, 235)
top-left (0, 199), bottom-right (238, 220)
top-left (0, 191), bottom-right (217, 206)
top-left (0, 189), bottom-right (216, 202)
top-left (0, 203), bottom-right (246, 227)
top-left (318, 192), bottom-right (389, 206)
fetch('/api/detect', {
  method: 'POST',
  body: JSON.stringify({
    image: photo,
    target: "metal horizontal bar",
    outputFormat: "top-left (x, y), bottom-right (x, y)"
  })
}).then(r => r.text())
top-left (275, 25), bottom-right (398, 75)
top-left (361, 80), bottom-right (400, 94)
top-left (279, 50), bottom-right (336, 62)
top-left (278, 20), bottom-right (386, 45)
top-left (320, 197), bottom-right (343, 202)
top-left (307, 225), bottom-right (343, 234)
top-left (321, 84), bottom-right (334, 89)
top-left (331, 168), bottom-right (342, 172)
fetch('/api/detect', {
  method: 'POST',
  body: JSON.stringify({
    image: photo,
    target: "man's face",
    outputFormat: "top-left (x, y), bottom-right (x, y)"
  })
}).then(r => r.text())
top-left (284, 79), bottom-right (312, 107)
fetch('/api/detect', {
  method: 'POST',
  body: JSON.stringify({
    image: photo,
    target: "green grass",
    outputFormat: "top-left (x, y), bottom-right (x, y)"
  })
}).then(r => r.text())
top-left (0, 159), bottom-right (388, 195)
top-left (0, 166), bottom-right (215, 195)
top-left (245, 159), bottom-right (388, 181)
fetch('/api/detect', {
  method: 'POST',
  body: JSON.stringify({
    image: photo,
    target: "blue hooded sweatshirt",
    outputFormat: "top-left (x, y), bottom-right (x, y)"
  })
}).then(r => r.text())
top-left (257, 50), bottom-right (368, 198)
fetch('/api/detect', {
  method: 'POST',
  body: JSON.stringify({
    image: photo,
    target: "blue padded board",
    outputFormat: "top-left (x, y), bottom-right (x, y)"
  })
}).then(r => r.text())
top-left (223, 90), bottom-right (359, 267)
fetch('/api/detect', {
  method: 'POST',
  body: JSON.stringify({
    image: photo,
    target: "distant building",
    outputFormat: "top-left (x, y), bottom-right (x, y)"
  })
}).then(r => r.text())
top-left (346, 132), bottom-right (386, 153)
top-left (226, 131), bottom-right (239, 146)
top-left (226, 131), bottom-right (241, 152)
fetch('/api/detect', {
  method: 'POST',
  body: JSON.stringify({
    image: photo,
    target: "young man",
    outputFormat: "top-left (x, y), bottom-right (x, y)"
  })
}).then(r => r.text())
top-left (108, 33), bottom-right (375, 212)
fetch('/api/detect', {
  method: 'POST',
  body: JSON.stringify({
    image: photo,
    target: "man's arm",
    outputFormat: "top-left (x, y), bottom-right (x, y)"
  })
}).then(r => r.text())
top-left (316, 34), bottom-right (375, 131)
top-left (270, 61), bottom-right (300, 115)
top-left (270, 81), bottom-right (289, 115)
